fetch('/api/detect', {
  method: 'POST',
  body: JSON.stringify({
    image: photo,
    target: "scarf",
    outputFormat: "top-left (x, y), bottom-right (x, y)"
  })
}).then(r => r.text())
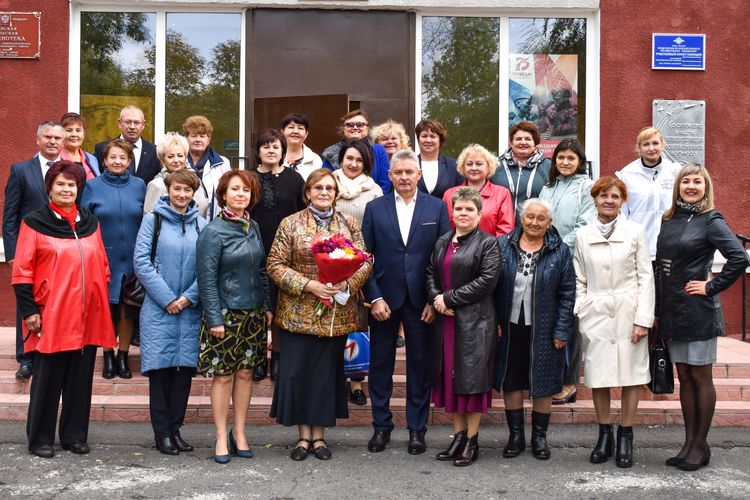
top-left (595, 214), bottom-right (618, 239)
top-left (49, 202), bottom-right (79, 231)
top-left (309, 204), bottom-right (334, 228)
top-left (333, 169), bottom-right (376, 200)
top-left (677, 198), bottom-right (705, 214)
top-left (219, 207), bottom-right (251, 234)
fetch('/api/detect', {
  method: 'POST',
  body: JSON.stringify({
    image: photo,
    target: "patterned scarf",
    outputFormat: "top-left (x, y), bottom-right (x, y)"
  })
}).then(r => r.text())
top-left (677, 198), bottom-right (705, 214)
top-left (219, 207), bottom-right (251, 234)
top-left (309, 204), bottom-right (334, 228)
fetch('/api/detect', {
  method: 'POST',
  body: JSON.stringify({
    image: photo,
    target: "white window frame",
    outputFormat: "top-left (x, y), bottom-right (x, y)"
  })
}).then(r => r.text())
top-left (68, 4), bottom-right (247, 158)
top-left (415, 9), bottom-right (600, 177)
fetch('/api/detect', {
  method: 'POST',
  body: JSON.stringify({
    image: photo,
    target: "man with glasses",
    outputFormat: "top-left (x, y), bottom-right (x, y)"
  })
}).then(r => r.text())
top-left (95, 105), bottom-right (161, 184)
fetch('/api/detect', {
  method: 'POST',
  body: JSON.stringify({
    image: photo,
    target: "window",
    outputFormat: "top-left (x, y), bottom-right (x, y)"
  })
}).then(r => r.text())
top-left (76, 9), bottom-right (243, 158)
top-left (80, 12), bottom-right (156, 149)
top-left (420, 15), bottom-right (591, 160)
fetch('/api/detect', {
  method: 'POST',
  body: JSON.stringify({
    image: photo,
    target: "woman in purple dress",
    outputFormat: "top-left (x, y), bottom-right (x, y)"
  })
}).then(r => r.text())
top-left (426, 187), bottom-right (501, 466)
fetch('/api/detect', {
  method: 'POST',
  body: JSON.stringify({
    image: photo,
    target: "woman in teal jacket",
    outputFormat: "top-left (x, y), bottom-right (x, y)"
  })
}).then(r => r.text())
top-left (134, 169), bottom-right (206, 456)
top-left (539, 138), bottom-right (596, 404)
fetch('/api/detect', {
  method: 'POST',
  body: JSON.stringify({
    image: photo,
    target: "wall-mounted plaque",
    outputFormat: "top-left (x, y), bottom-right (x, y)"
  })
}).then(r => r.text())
top-left (653, 100), bottom-right (705, 166)
top-left (0, 12), bottom-right (41, 59)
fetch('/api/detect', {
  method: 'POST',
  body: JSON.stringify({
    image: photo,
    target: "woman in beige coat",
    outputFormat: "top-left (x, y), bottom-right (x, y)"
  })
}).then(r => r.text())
top-left (573, 176), bottom-right (654, 469)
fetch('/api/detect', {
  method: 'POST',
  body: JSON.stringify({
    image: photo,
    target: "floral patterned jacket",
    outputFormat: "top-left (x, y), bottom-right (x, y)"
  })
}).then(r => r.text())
top-left (266, 208), bottom-right (372, 337)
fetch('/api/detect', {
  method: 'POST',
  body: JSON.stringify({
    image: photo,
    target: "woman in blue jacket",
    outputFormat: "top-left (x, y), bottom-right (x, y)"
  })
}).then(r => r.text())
top-left (134, 169), bottom-right (206, 456)
top-left (81, 139), bottom-right (146, 380)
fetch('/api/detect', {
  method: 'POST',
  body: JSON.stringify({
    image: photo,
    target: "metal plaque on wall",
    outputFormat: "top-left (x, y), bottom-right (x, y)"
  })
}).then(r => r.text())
top-left (0, 12), bottom-right (41, 59)
top-left (653, 100), bottom-right (705, 166)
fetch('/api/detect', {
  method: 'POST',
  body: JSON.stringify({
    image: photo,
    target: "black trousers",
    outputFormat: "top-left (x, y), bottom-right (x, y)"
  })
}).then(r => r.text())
top-left (147, 367), bottom-right (193, 439)
top-left (27, 346), bottom-right (97, 451)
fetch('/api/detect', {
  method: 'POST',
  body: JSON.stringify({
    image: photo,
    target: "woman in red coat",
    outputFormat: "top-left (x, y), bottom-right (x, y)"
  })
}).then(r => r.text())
top-left (12, 161), bottom-right (116, 458)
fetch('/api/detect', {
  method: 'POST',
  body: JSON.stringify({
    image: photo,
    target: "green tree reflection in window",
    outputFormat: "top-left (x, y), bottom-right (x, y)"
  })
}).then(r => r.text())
top-left (422, 17), bottom-right (500, 158)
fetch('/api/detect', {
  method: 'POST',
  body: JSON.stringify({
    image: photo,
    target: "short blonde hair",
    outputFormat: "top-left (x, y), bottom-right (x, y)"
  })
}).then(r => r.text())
top-left (456, 144), bottom-right (498, 178)
top-left (371, 120), bottom-right (410, 150)
top-left (156, 132), bottom-right (189, 162)
top-left (634, 126), bottom-right (665, 154)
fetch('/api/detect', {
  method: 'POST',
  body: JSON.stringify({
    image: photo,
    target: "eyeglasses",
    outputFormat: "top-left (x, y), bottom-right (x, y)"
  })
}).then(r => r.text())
top-left (344, 122), bottom-right (368, 129)
top-left (119, 120), bottom-right (144, 127)
top-left (311, 185), bottom-right (336, 192)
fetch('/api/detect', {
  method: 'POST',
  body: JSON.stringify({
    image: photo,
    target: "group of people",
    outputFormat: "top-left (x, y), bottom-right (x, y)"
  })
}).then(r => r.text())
top-left (3, 106), bottom-right (747, 474)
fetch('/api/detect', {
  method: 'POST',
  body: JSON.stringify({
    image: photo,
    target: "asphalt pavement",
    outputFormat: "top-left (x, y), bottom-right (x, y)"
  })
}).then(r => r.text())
top-left (0, 421), bottom-right (749, 499)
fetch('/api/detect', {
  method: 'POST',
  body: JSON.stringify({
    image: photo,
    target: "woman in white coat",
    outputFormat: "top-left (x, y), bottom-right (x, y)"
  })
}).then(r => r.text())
top-left (574, 176), bottom-right (654, 469)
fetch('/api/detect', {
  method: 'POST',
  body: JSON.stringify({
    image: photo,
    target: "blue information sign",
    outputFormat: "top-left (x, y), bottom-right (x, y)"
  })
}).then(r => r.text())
top-left (652, 33), bottom-right (705, 70)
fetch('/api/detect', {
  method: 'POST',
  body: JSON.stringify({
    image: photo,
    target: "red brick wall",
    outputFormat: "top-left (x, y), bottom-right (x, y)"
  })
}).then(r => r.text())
top-left (0, 0), bottom-right (69, 325)
top-left (600, 0), bottom-right (750, 338)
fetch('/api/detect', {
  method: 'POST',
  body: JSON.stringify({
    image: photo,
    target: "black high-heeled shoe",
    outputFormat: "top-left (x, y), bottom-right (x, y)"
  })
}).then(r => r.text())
top-left (453, 434), bottom-right (479, 466)
top-left (590, 424), bottom-right (614, 464)
top-left (228, 427), bottom-right (253, 458)
top-left (116, 350), bottom-right (132, 379)
top-left (436, 429), bottom-right (467, 461)
top-left (676, 447), bottom-right (711, 471)
top-left (102, 350), bottom-right (116, 379)
top-left (252, 356), bottom-right (267, 381)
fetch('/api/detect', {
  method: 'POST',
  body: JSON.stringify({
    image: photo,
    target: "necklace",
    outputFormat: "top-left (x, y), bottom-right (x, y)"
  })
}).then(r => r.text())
top-left (451, 240), bottom-right (459, 254)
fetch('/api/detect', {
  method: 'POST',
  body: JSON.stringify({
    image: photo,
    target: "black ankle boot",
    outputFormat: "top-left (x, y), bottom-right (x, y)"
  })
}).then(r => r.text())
top-left (436, 429), bottom-right (467, 461)
top-left (102, 350), bottom-right (116, 379)
top-left (615, 426), bottom-right (633, 468)
top-left (453, 433), bottom-right (479, 466)
top-left (503, 409), bottom-right (526, 458)
top-left (531, 411), bottom-right (551, 460)
top-left (252, 356), bottom-right (267, 381)
top-left (590, 424), bottom-right (615, 464)
top-left (116, 350), bottom-right (132, 379)
top-left (270, 352), bottom-right (280, 381)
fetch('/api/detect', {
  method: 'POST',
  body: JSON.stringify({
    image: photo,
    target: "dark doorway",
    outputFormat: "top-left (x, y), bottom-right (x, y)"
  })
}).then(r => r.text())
top-left (245, 8), bottom-right (414, 157)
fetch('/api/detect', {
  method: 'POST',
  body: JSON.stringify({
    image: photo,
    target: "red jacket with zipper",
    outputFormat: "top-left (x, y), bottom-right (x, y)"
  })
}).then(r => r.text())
top-left (12, 210), bottom-right (116, 353)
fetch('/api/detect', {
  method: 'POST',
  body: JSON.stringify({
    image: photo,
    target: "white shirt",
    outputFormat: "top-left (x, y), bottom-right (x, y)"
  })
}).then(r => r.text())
top-left (395, 191), bottom-right (417, 245)
top-left (615, 157), bottom-right (681, 259)
top-left (120, 136), bottom-right (143, 171)
top-left (38, 154), bottom-right (60, 180)
top-left (421, 159), bottom-right (439, 194)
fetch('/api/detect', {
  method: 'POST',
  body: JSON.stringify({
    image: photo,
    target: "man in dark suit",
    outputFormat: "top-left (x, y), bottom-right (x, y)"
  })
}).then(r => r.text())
top-left (3, 121), bottom-right (66, 379)
top-left (94, 105), bottom-right (160, 185)
top-left (362, 149), bottom-right (451, 455)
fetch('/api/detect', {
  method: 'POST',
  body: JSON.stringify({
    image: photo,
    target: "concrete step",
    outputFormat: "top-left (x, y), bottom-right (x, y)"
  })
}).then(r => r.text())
top-left (1, 393), bottom-right (748, 427)
top-left (4, 372), bottom-right (750, 403)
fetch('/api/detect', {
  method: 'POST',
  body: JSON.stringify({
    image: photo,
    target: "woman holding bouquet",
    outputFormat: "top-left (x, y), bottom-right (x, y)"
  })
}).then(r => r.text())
top-left (426, 187), bottom-right (501, 466)
top-left (267, 168), bottom-right (373, 461)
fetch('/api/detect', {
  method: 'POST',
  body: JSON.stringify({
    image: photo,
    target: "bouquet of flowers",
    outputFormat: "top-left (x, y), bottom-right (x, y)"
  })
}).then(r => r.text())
top-left (311, 233), bottom-right (371, 316)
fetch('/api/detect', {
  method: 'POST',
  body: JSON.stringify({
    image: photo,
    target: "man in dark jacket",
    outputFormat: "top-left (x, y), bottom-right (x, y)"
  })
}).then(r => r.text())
top-left (94, 105), bottom-right (160, 185)
top-left (361, 149), bottom-right (451, 455)
top-left (2, 121), bottom-right (65, 379)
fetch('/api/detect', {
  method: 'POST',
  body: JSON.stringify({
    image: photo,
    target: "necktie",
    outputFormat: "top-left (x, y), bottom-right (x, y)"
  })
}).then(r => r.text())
top-left (129, 143), bottom-right (138, 175)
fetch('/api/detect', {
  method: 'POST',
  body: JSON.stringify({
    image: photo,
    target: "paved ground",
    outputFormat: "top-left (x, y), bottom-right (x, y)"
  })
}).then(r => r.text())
top-left (0, 421), bottom-right (749, 499)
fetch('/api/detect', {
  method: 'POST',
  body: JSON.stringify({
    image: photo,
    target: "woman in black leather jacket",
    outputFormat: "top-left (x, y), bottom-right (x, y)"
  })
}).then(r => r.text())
top-left (657, 163), bottom-right (748, 471)
top-left (426, 187), bottom-right (500, 466)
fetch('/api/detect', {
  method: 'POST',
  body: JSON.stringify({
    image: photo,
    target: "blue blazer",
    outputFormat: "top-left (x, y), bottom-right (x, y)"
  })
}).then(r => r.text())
top-left (95, 138), bottom-right (161, 185)
top-left (2, 156), bottom-right (50, 260)
top-left (417, 155), bottom-right (464, 200)
top-left (361, 190), bottom-right (450, 310)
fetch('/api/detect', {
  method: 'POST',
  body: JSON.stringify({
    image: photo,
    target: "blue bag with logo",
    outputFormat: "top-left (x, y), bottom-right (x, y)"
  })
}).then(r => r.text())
top-left (343, 330), bottom-right (370, 378)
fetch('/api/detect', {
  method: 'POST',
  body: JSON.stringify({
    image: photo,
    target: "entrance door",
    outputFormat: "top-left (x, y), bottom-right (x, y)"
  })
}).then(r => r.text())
top-left (245, 8), bottom-right (414, 157)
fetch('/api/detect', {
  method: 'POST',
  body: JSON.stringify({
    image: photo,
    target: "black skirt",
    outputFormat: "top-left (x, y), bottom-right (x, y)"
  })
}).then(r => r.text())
top-left (270, 329), bottom-right (349, 427)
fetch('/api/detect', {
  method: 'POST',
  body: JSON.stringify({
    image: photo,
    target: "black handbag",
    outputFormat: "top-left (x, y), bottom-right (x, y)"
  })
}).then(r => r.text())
top-left (122, 214), bottom-right (162, 307)
top-left (648, 333), bottom-right (674, 394)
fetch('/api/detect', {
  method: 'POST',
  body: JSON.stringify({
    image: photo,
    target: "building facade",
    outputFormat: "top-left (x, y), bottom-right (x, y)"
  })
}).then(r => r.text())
top-left (1, 0), bottom-right (748, 333)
